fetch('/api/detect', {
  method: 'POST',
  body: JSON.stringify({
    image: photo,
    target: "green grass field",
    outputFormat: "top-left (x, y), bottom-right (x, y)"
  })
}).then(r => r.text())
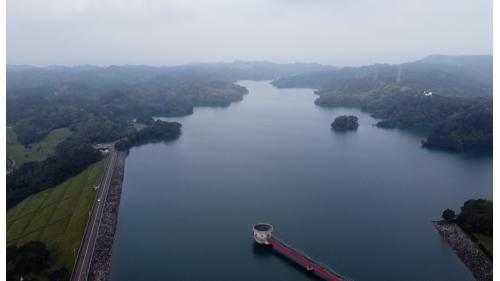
top-left (7, 158), bottom-right (107, 271)
top-left (7, 127), bottom-right (71, 168)
top-left (472, 233), bottom-right (493, 256)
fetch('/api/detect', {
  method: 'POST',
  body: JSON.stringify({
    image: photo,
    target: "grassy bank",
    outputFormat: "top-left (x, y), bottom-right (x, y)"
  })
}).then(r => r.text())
top-left (7, 158), bottom-right (107, 271)
top-left (7, 127), bottom-right (71, 169)
top-left (471, 233), bottom-right (493, 257)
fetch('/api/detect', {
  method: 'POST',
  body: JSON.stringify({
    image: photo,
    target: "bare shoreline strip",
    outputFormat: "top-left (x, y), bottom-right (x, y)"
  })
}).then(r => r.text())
top-left (88, 151), bottom-right (127, 281)
top-left (433, 221), bottom-right (492, 281)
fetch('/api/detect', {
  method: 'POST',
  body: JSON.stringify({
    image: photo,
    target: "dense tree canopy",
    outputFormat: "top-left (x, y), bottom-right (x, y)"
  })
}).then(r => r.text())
top-left (7, 141), bottom-right (102, 208)
top-left (115, 120), bottom-right (182, 151)
top-left (273, 55), bottom-right (492, 98)
top-left (6, 68), bottom-right (248, 208)
top-left (331, 115), bottom-right (359, 131)
top-left (7, 77), bottom-right (247, 146)
top-left (422, 101), bottom-right (492, 153)
top-left (306, 83), bottom-right (490, 154)
top-left (442, 209), bottom-right (456, 222)
top-left (273, 55), bottom-right (492, 154)
top-left (48, 267), bottom-right (70, 281)
top-left (456, 199), bottom-right (492, 236)
top-left (7, 241), bottom-right (69, 281)
top-left (7, 241), bottom-right (50, 281)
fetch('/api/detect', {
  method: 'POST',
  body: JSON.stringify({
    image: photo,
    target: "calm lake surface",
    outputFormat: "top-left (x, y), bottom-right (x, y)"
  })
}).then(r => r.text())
top-left (110, 81), bottom-right (492, 281)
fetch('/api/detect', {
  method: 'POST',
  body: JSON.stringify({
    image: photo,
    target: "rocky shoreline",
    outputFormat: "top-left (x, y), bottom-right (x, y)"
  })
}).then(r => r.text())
top-left (433, 221), bottom-right (492, 281)
top-left (89, 151), bottom-right (127, 281)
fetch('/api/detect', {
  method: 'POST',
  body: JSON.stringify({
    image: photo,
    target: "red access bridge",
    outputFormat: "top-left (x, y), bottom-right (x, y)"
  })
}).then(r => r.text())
top-left (267, 236), bottom-right (353, 281)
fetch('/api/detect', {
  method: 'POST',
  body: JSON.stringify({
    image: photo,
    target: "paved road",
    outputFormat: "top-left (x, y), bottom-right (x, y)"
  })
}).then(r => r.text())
top-left (70, 149), bottom-right (118, 281)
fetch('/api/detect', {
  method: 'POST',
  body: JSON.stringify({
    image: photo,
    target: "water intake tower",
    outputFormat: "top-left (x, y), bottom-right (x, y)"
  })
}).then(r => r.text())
top-left (252, 223), bottom-right (353, 281)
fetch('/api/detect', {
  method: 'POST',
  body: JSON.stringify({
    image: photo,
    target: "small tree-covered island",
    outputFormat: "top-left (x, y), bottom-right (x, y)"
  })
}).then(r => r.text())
top-left (331, 115), bottom-right (359, 131)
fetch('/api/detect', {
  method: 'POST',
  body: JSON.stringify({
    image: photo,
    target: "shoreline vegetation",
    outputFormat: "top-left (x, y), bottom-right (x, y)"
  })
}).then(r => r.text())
top-left (114, 119), bottom-right (182, 152)
top-left (433, 221), bottom-right (492, 281)
top-left (6, 57), bottom-right (492, 211)
top-left (435, 199), bottom-right (493, 281)
top-left (5, 58), bottom-right (493, 280)
top-left (331, 115), bottom-right (359, 131)
top-left (6, 63), bottom-right (253, 281)
top-left (272, 55), bottom-right (492, 155)
top-left (303, 86), bottom-right (490, 154)
top-left (6, 117), bottom-right (181, 280)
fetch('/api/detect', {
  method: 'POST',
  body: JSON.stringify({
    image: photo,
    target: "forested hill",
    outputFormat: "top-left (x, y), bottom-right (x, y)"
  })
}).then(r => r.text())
top-left (7, 61), bottom-right (333, 143)
top-left (7, 61), bottom-right (336, 144)
top-left (173, 61), bottom-right (338, 81)
top-left (6, 61), bottom-right (338, 207)
top-left (272, 55), bottom-right (492, 98)
top-left (272, 55), bottom-right (493, 155)
top-left (7, 61), bottom-right (336, 98)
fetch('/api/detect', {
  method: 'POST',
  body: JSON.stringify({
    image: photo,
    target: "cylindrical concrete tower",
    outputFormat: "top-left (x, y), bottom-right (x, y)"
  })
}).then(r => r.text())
top-left (253, 223), bottom-right (273, 244)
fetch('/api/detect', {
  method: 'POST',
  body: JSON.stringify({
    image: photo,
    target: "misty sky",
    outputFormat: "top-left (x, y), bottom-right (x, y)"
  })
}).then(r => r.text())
top-left (7, 0), bottom-right (492, 66)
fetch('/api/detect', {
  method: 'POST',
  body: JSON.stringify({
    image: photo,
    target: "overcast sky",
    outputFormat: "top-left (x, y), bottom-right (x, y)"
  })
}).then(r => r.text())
top-left (7, 0), bottom-right (492, 66)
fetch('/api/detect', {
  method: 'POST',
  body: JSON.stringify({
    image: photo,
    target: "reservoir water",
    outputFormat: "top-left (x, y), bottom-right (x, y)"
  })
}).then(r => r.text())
top-left (110, 81), bottom-right (492, 281)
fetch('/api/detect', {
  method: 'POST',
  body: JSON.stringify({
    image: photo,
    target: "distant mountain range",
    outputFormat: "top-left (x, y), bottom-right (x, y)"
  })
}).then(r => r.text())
top-left (8, 55), bottom-right (491, 98)
top-left (272, 55), bottom-right (492, 97)
top-left (6, 61), bottom-right (337, 98)
top-left (6, 54), bottom-right (493, 156)
top-left (269, 55), bottom-right (492, 154)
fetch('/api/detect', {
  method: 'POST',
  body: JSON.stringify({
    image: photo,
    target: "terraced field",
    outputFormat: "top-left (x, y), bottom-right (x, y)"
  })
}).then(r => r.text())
top-left (7, 158), bottom-right (107, 271)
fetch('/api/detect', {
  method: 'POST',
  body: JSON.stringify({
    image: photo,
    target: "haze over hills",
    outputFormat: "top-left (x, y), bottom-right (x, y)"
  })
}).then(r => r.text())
top-left (6, 0), bottom-right (493, 279)
top-left (6, 56), bottom-right (493, 281)
top-left (6, 61), bottom-right (337, 98)
top-left (272, 55), bottom-right (493, 98)
top-left (8, 55), bottom-right (491, 99)
top-left (6, 55), bottom-right (493, 155)
top-left (272, 55), bottom-right (492, 154)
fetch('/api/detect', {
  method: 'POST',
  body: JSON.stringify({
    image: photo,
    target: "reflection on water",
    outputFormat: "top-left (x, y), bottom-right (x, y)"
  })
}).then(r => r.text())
top-left (251, 243), bottom-right (324, 281)
top-left (251, 242), bottom-right (272, 258)
top-left (110, 81), bottom-right (490, 281)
